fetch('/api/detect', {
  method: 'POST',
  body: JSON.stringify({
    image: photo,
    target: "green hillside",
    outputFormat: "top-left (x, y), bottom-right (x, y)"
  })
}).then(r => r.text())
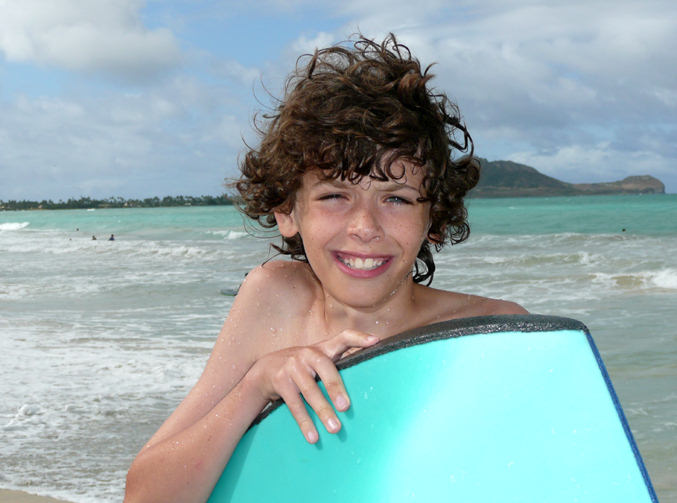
top-left (471, 159), bottom-right (665, 198)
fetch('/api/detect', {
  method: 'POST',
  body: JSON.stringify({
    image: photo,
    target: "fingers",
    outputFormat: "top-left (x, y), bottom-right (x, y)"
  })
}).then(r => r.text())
top-left (256, 331), bottom-right (379, 444)
top-left (271, 348), bottom-right (349, 443)
top-left (278, 386), bottom-right (320, 443)
top-left (290, 349), bottom-right (345, 440)
top-left (310, 330), bottom-right (380, 415)
top-left (317, 329), bottom-right (380, 361)
top-left (311, 354), bottom-right (351, 413)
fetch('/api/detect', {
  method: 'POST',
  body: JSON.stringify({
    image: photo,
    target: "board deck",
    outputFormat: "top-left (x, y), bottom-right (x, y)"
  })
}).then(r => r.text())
top-left (207, 314), bottom-right (658, 502)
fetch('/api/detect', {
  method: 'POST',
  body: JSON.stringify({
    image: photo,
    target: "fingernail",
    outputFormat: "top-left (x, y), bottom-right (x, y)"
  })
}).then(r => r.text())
top-left (367, 335), bottom-right (379, 344)
top-left (305, 429), bottom-right (318, 443)
top-left (335, 394), bottom-right (349, 410)
top-left (327, 417), bottom-right (340, 432)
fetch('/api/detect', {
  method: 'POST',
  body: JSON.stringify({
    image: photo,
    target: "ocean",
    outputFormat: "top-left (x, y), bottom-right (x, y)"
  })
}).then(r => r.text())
top-left (1, 194), bottom-right (676, 502)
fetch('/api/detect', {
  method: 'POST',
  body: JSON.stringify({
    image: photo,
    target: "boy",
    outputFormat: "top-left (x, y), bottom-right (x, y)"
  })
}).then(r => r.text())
top-left (125, 33), bottom-right (526, 503)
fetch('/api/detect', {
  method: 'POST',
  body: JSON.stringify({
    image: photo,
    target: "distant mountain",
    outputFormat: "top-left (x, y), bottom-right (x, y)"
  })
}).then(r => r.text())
top-left (471, 159), bottom-right (666, 198)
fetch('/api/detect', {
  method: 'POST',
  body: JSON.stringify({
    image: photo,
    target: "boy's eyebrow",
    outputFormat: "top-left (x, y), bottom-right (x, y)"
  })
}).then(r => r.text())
top-left (378, 181), bottom-right (420, 194)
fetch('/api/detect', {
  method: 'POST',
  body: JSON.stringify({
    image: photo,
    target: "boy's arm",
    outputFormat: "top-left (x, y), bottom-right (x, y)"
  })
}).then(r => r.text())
top-left (124, 265), bottom-right (281, 503)
top-left (124, 369), bottom-right (268, 503)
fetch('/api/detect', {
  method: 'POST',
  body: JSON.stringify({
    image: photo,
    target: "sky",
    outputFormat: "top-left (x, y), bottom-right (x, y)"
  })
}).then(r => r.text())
top-left (1, 0), bottom-right (676, 200)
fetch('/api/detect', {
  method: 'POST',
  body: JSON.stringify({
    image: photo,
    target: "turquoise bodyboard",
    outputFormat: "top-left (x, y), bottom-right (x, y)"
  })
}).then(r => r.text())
top-left (208, 315), bottom-right (658, 502)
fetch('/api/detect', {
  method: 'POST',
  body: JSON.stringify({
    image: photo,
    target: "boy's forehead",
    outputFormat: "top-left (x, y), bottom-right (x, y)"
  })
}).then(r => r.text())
top-left (304, 158), bottom-right (425, 187)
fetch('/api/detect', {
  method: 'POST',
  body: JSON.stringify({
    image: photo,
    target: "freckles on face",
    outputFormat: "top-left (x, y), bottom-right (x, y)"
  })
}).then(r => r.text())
top-left (286, 161), bottom-right (432, 289)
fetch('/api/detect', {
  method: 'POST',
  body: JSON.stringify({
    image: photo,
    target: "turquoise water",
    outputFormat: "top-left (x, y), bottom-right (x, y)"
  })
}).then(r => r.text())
top-left (3, 194), bottom-right (674, 236)
top-left (468, 194), bottom-right (676, 235)
top-left (1, 194), bottom-right (676, 502)
top-left (0, 205), bottom-right (246, 239)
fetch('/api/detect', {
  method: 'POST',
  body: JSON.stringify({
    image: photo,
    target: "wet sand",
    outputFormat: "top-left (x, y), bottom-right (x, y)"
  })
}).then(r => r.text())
top-left (0, 489), bottom-right (73, 503)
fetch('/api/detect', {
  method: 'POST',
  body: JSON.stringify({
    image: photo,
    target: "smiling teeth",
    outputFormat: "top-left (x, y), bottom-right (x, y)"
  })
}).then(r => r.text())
top-left (339, 256), bottom-right (386, 270)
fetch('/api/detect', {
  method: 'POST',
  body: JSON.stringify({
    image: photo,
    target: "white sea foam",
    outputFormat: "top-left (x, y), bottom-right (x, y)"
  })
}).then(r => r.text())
top-left (226, 230), bottom-right (249, 239)
top-left (1, 314), bottom-right (211, 502)
top-left (650, 268), bottom-right (677, 290)
top-left (590, 269), bottom-right (677, 292)
top-left (206, 229), bottom-right (250, 240)
top-left (0, 284), bottom-right (32, 299)
top-left (0, 221), bottom-right (29, 230)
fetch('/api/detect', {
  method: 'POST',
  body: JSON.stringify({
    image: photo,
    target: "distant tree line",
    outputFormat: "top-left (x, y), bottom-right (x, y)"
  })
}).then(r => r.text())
top-left (0, 195), bottom-right (235, 211)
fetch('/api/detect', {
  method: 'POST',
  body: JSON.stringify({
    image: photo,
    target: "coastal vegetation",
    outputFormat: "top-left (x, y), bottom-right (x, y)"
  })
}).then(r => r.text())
top-left (0, 194), bottom-right (234, 211)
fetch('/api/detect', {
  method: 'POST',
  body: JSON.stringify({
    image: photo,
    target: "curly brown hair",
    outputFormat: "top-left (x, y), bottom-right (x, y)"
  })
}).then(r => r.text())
top-left (234, 33), bottom-right (479, 285)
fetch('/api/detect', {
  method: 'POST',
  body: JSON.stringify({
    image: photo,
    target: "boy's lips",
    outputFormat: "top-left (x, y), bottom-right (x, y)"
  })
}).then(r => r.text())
top-left (333, 251), bottom-right (392, 277)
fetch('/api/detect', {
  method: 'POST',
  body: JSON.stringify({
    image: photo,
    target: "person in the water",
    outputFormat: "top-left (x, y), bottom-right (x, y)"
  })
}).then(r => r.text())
top-left (125, 33), bottom-right (526, 503)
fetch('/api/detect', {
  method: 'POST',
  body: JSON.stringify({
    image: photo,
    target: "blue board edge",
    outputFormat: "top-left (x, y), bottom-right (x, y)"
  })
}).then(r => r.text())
top-left (582, 327), bottom-right (660, 502)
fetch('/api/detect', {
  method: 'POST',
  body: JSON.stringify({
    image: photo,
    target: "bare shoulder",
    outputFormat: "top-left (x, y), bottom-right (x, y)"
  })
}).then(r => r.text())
top-left (476, 297), bottom-right (529, 315)
top-left (416, 286), bottom-right (528, 324)
top-left (236, 260), bottom-right (317, 314)
top-left (216, 260), bottom-right (318, 353)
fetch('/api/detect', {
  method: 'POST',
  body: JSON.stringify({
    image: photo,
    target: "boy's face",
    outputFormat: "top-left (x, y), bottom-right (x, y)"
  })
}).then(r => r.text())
top-left (274, 159), bottom-right (432, 309)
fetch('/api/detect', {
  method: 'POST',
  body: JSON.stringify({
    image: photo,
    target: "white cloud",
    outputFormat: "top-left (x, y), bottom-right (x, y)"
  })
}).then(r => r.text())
top-left (290, 32), bottom-right (336, 54)
top-left (212, 58), bottom-right (262, 88)
top-left (0, 0), bottom-right (182, 82)
top-left (510, 143), bottom-right (673, 185)
top-left (0, 74), bottom-right (251, 199)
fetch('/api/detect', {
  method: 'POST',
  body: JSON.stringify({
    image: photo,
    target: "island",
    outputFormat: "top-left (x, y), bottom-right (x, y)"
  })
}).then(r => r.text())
top-left (472, 159), bottom-right (666, 198)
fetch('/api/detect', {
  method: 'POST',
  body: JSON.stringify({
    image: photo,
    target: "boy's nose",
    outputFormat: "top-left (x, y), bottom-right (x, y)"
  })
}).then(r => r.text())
top-left (347, 204), bottom-right (383, 242)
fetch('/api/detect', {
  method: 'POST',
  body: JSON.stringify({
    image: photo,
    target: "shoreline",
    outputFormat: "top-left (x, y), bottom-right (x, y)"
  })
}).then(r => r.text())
top-left (0, 489), bottom-right (74, 503)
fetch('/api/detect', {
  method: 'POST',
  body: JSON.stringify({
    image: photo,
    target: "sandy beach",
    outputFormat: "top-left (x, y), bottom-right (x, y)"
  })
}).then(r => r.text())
top-left (0, 489), bottom-right (73, 503)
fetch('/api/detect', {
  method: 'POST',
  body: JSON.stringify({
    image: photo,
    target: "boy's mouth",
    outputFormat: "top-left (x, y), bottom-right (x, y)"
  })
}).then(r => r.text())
top-left (334, 252), bottom-right (389, 271)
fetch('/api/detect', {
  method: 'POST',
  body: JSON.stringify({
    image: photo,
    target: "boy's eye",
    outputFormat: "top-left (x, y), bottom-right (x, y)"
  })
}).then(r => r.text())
top-left (318, 193), bottom-right (345, 201)
top-left (386, 195), bottom-right (412, 205)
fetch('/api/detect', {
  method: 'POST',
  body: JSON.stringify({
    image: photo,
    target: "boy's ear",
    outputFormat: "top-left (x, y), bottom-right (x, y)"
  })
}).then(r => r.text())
top-left (427, 233), bottom-right (443, 246)
top-left (426, 224), bottom-right (444, 246)
top-left (274, 209), bottom-right (299, 238)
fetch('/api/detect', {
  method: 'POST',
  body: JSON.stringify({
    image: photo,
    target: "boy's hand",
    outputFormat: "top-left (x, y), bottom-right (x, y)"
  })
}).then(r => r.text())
top-left (248, 330), bottom-right (379, 443)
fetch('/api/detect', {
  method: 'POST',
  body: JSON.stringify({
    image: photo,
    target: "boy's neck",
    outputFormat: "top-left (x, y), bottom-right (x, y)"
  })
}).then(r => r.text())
top-left (320, 282), bottom-right (423, 338)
